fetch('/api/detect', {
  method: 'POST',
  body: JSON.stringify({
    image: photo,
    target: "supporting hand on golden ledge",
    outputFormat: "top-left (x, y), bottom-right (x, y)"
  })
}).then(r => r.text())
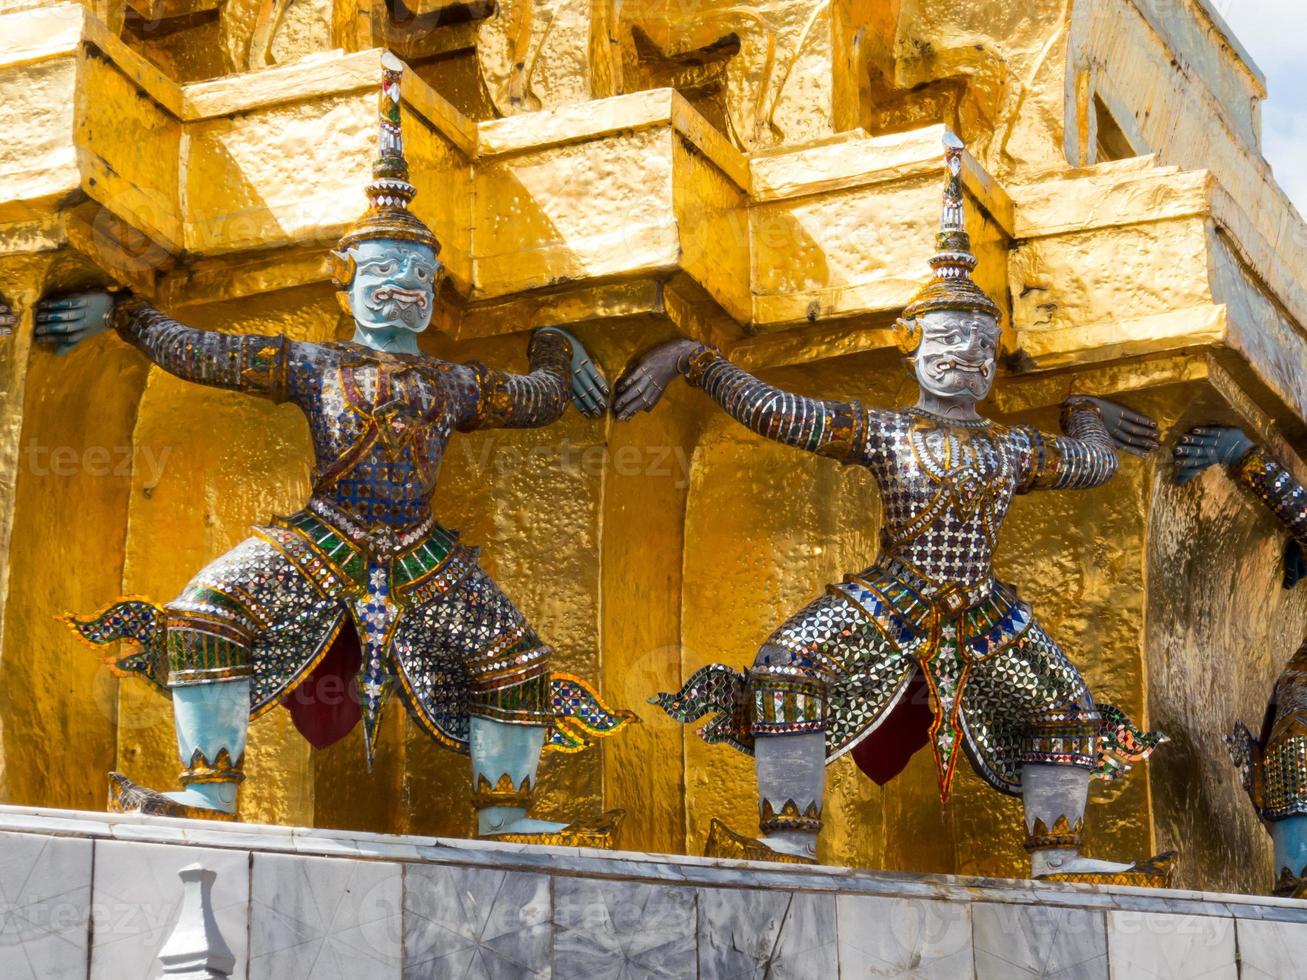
top-left (611, 337), bottom-right (699, 420)
top-left (33, 289), bottom-right (119, 355)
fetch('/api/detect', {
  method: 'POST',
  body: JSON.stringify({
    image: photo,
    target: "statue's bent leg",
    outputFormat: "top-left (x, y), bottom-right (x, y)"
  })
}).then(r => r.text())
top-left (966, 619), bottom-right (1170, 882)
top-left (750, 651), bottom-right (830, 861)
top-left (145, 601), bottom-right (253, 814)
top-left (658, 586), bottom-right (899, 864)
top-left (469, 716), bottom-right (559, 835)
top-left (1018, 699), bottom-right (1170, 882)
top-left (108, 604), bottom-right (253, 818)
top-left (1245, 641), bottom-right (1307, 896)
top-left (1019, 701), bottom-right (1110, 876)
top-left (165, 676), bottom-right (250, 813)
top-left (103, 537), bottom-right (306, 818)
top-left (462, 582), bottom-right (567, 838)
top-left (400, 563), bottom-right (621, 844)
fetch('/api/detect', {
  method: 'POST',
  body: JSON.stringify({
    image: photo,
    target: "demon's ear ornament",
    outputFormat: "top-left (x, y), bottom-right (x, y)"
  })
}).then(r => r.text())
top-left (328, 249), bottom-right (355, 314)
top-left (329, 249), bottom-right (355, 289)
top-left (894, 316), bottom-right (923, 355)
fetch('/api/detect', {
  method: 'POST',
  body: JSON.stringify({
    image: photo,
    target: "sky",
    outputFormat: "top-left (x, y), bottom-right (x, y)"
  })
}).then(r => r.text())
top-left (1215, 0), bottom-right (1307, 215)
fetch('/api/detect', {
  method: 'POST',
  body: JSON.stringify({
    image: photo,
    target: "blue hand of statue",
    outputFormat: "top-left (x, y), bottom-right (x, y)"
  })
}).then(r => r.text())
top-left (0, 299), bottom-right (16, 336)
top-left (34, 289), bottom-right (119, 355)
top-left (1172, 425), bottom-right (1255, 484)
top-left (540, 327), bottom-right (608, 419)
top-left (1285, 540), bottom-right (1305, 590)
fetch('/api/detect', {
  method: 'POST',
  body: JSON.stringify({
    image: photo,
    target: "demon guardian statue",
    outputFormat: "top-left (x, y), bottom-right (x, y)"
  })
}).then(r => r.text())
top-left (35, 55), bottom-right (631, 845)
top-left (616, 134), bottom-right (1170, 884)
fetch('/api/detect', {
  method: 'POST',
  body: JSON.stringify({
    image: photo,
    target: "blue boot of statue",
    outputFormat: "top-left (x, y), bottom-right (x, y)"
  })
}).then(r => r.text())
top-left (109, 679), bottom-right (249, 820)
top-left (1272, 815), bottom-right (1307, 897)
top-left (471, 717), bottom-right (624, 848)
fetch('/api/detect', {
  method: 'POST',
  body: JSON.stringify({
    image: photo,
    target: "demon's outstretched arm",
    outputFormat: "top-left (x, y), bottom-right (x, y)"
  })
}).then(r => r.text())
top-left (35, 290), bottom-right (293, 400)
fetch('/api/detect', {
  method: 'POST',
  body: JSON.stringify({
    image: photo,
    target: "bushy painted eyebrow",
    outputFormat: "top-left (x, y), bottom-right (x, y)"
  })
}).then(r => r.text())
top-left (358, 255), bottom-right (438, 269)
top-left (922, 319), bottom-right (1000, 338)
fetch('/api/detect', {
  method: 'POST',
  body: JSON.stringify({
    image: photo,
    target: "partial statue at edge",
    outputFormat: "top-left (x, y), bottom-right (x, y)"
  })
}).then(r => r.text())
top-left (1174, 425), bottom-right (1307, 896)
top-left (615, 133), bottom-right (1171, 884)
top-left (34, 54), bottom-right (632, 845)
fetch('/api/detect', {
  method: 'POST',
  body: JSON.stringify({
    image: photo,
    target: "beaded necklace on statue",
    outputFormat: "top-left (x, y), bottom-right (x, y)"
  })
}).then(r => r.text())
top-left (907, 408), bottom-right (1008, 518)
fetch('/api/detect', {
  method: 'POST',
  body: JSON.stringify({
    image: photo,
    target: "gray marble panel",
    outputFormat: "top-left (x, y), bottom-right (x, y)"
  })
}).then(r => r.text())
top-left (404, 865), bottom-right (551, 979)
top-left (553, 877), bottom-right (697, 979)
top-left (836, 894), bottom-right (972, 980)
top-left (1236, 916), bottom-right (1307, 979)
top-left (0, 831), bottom-right (92, 980)
top-left (91, 839), bottom-right (250, 980)
top-left (698, 887), bottom-right (837, 979)
top-left (973, 902), bottom-right (1106, 980)
top-left (1106, 910), bottom-right (1236, 980)
top-left (248, 851), bottom-right (402, 980)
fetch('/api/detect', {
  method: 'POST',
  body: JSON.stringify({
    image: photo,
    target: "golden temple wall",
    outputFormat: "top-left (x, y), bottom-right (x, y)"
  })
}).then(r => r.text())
top-left (1, 0), bottom-right (1305, 893)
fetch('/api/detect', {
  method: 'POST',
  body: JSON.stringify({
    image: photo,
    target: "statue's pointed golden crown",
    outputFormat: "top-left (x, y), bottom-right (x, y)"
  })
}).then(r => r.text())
top-left (336, 52), bottom-right (441, 254)
top-left (897, 132), bottom-right (999, 352)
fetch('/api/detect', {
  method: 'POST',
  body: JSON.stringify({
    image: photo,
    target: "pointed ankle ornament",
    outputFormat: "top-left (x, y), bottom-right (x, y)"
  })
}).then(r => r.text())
top-left (1024, 815), bottom-right (1084, 852)
top-left (704, 818), bottom-right (817, 865)
top-left (479, 809), bottom-right (626, 849)
top-left (759, 799), bottom-right (822, 835)
top-left (179, 748), bottom-right (245, 787)
top-left (108, 773), bottom-right (237, 821)
top-left (471, 772), bottom-right (533, 810)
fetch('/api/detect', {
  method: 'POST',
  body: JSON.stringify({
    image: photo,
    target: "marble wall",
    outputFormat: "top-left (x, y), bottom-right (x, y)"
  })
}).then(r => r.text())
top-left (0, 806), bottom-right (1305, 979)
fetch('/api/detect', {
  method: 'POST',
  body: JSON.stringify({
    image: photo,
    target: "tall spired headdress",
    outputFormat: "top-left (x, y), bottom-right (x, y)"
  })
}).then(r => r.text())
top-left (335, 52), bottom-right (441, 255)
top-left (896, 132), bottom-right (999, 353)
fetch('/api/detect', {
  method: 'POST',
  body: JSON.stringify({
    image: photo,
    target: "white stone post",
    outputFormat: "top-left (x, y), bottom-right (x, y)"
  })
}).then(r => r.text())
top-left (156, 863), bottom-right (236, 980)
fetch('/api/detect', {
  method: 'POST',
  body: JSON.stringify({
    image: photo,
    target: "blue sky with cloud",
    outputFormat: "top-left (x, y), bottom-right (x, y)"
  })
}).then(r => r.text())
top-left (1217, 0), bottom-right (1307, 215)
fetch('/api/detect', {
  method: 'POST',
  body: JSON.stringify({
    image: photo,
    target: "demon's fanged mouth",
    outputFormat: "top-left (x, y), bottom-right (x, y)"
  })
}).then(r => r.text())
top-left (929, 356), bottom-right (992, 380)
top-left (369, 286), bottom-right (429, 310)
top-left (364, 284), bottom-right (431, 327)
